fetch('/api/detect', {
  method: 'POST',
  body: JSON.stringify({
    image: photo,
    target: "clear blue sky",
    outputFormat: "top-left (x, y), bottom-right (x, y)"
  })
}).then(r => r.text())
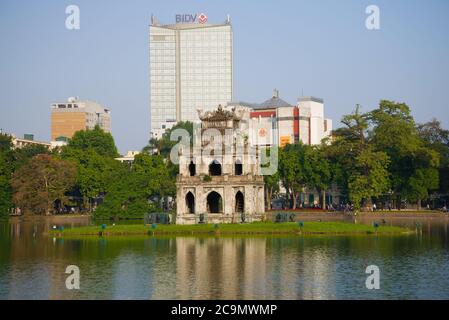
top-left (1, 0), bottom-right (448, 154)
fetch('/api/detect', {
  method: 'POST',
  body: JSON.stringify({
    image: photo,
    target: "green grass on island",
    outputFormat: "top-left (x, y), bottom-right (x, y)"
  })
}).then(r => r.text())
top-left (49, 221), bottom-right (412, 237)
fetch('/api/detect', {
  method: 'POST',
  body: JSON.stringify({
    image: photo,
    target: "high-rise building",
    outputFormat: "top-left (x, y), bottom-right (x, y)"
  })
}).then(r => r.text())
top-left (149, 14), bottom-right (233, 139)
top-left (50, 97), bottom-right (111, 141)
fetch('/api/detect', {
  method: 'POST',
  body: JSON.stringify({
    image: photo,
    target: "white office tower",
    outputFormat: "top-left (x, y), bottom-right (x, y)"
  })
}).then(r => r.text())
top-left (149, 14), bottom-right (233, 139)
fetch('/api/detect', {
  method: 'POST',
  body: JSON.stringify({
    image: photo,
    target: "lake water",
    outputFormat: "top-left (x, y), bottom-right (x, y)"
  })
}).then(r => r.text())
top-left (0, 215), bottom-right (449, 299)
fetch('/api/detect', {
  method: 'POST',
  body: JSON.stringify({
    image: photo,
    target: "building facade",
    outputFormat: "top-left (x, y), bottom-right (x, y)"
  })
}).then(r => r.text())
top-left (228, 90), bottom-right (333, 148)
top-left (150, 14), bottom-right (233, 139)
top-left (115, 150), bottom-right (141, 164)
top-left (10, 134), bottom-right (52, 150)
top-left (50, 97), bottom-right (111, 141)
top-left (228, 90), bottom-right (337, 208)
top-left (176, 105), bottom-right (265, 224)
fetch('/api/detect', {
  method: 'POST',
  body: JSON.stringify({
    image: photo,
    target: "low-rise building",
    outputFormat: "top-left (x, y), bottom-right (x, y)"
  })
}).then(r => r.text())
top-left (11, 134), bottom-right (52, 150)
top-left (115, 151), bottom-right (141, 164)
top-left (228, 89), bottom-right (332, 147)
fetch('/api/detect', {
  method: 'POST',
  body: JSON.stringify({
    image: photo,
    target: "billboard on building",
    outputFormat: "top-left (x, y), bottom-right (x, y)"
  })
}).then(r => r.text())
top-left (280, 135), bottom-right (291, 147)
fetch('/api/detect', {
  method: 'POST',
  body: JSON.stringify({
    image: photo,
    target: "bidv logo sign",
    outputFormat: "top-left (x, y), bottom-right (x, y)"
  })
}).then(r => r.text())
top-left (175, 13), bottom-right (207, 24)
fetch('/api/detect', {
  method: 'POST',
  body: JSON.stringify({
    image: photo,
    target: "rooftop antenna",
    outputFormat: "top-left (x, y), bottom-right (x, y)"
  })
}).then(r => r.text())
top-left (150, 14), bottom-right (159, 26)
top-left (226, 14), bottom-right (231, 24)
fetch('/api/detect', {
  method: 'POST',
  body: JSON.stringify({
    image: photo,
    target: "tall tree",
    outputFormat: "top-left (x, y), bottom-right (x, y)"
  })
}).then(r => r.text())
top-left (12, 154), bottom-right (76, 215)
top-left (143, 121), bottom-right (193, 158)
top-left (0, 153), bottom-right (12, 217)
top-left (332, 105), bottom-right (390, 210)
top-left (369, 100), bottom-right (439, 208)
top-left (307, 145), bottom-right (331, 209)
top-left (60, 127), bottom-right (121, 211)
top-left (279, 143), bottom-right (310, 209)
top-left (0, 134), bottom-right (14, 217)
top-left (417, 119), bottom-right (449, 194)
top-left (94, 154), bottom-right (174, 219)
top-left (348, 148), bottom-right (390, 210)
top-left (262, 147), bottom-right (280, 210)
top-left (13, 144), bottom-right (51, 170)
top-left (63, 125), bottom-right (119, 158)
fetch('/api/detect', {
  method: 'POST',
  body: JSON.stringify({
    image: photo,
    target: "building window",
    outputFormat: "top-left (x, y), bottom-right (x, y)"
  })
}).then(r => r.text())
top-left (234, 160), bottom-right (242, 176)
top-left (209, 160), bottom-right (222, 176)
top-left (189, 161), bottom-right (196, 176)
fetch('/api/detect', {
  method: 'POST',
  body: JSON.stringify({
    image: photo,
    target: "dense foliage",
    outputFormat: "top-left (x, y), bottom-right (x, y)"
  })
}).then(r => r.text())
top-left (12, 154), bottom-right (76, 215)
top-left (0, 99), bottom-right (448, 217)
top-left (273, 100), bottom-right (445, 210)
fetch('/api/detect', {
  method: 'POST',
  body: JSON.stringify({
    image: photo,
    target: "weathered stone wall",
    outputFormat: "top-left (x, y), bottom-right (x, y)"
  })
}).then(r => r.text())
top-left (176, 175), bottom-right (265, 225)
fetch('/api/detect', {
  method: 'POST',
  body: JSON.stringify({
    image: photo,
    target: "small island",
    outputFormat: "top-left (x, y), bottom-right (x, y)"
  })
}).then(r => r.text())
top-left (50, 221), bottom-right (411, 237)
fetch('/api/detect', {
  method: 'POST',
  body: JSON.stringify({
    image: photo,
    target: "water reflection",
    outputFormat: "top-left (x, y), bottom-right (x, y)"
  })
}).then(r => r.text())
top-left (0, 216), bottom-right (449, 299)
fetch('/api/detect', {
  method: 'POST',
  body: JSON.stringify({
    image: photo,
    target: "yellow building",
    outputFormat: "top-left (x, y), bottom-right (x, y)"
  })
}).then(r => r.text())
top-left (50, 97), bottom-right (111, 141)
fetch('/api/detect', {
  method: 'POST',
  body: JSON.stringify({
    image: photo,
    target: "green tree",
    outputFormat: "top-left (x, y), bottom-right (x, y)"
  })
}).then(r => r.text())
top-left (417, 119), bottom-right (449, 194)
top-left (13, 144), bottom-right (51, 170)
top-left (369, 100), bottom-right (439, 208)
top-left (330, 105), bottom-right (391, 210)
top-left (0, 154), bottom-right (12, 217)
top-left (94, 154), bottom-right (174, 219)
top-left (262, 147), bottom-right (280, 210)
top-left (307, 145), bottom-right (331, 209)
top-left (143, 121), bottom-right (193, 158)
top-left (63, 125), bottom-right (119, 158)
top-left (0, 134), bottom-right (14, 217)
top-left (60, 127), bottom-right (121, 212)
top-left (12, 154), bottom-right (76, 215)
top-left (279, 143), bottom-right (310, 209)
top-left (348, 148), bottom-right (390, 210)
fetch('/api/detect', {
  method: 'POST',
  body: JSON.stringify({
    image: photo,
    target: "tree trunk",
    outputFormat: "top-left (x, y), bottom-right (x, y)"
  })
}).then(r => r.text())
top-left (322, 190), bottom-right (326, 210)
top-left (292, 190), bottom-right (297, 209)
top-left (417, 199), bottom-right (422, 210)
top-left (363, 197), bottom-right (373, 211)
top-left (264, 187), bottom-right (268, 210)
top-left (267, 188), bottom-right (272, 211)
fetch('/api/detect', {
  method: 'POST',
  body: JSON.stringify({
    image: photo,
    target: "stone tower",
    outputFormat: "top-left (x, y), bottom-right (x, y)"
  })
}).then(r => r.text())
top-left (175, 105), bottom-right (265, 224)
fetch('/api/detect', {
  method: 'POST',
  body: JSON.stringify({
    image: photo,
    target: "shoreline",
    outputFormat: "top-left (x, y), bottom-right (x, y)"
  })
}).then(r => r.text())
top-left (49, 221), bottom-right (412, 237)
top-left (268, 210), bottom-right (448, 218)
top-left (6, 210), bottom-right (447, 223)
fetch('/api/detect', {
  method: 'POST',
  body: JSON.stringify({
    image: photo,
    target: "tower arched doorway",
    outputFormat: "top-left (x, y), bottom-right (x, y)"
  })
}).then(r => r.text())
top-left (235, 191), bottom-right (244, 213)
top-left (207, 191), bottom-right (223, 213)
top-left (186, 192), bottom-right (195, 214)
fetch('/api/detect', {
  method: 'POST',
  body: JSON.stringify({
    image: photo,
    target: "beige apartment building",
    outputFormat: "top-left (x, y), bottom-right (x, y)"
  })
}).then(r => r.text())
top-left (50, 97), bottom-right (111, 141)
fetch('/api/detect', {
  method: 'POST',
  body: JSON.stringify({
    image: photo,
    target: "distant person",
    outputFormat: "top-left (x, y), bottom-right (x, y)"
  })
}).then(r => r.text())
top-left (373, 203), bottom-right (377, 211)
